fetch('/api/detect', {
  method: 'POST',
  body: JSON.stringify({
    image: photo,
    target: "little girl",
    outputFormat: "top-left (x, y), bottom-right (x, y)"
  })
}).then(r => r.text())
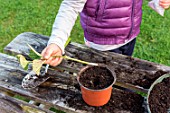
top-left (41, 0), bottom-right (170, 66)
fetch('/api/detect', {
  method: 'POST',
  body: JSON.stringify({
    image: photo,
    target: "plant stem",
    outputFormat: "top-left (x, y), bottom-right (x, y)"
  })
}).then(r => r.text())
top-left (27, 43), bottom-right (98, 66)
top-left (54, 55), bottom-right (98, 66)
top-left (27, 43), bottom-right (42, 57)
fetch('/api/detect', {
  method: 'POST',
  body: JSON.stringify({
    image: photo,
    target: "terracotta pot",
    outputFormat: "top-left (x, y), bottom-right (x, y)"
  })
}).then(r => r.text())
top-left (77, 65), bottom-right (116, 106)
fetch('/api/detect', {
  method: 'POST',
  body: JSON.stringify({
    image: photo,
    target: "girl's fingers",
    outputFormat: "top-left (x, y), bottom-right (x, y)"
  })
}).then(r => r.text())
top-left (43, 47), bottom-right (55, 59)
top-left (160, 0), bottom-right (170, 3)
top-left (49, 57), bottom-right (63, 66)
top-left (160, 4), bottom-right (170, 9)
top-left (49, 52), bottom-right (63, 66)
top-left (41, 44), bottom-right (63, 66)
top-left (160, 0), bottom-right (170, 9)
top-left (164, 5), bottom-right (170, 9)
top-left (45, 57), bottom-right (55, 64)
top-left (41, 47), bottom-right (47, 57)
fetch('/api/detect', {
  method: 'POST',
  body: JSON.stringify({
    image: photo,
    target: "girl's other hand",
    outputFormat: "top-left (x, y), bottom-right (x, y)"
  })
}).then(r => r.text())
top-left (160, 0), bottom-right (170, 9)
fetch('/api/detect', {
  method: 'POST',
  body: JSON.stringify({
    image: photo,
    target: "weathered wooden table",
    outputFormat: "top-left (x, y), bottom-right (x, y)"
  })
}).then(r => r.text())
top-left (1, 32), bottom-right (170, 113)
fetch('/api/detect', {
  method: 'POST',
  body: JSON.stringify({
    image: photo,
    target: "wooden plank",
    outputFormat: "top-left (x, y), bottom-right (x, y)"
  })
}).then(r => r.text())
top-left (2, 32), bottom-right (170, 112)
top-left (4, 32), bottom-right (48, 59)
top-left (0, 97), bottom-right (24, 113)
top-left (4, 32), bottom-right (170, 89)
top-left (0, 53), bottom-right (89, 113)
top-left (0, 92), bottom-right (54, 113)
top-left (0, 54), bottom-right (146, 113)
top-left (0, 52), bottom-right (148, 112)
top-left (0, 52), bottom-right (149, 112)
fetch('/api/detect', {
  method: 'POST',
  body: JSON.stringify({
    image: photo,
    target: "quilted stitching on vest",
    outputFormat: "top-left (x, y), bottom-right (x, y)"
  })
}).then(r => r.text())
top-left (80, 0), bottom-right (143, 45)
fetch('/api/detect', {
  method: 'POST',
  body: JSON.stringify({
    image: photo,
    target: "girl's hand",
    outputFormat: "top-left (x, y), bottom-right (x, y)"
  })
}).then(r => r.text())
top-left (41, 43), bottom-right (63, 66)
top-left (160, 0), bottom-right (170, 9)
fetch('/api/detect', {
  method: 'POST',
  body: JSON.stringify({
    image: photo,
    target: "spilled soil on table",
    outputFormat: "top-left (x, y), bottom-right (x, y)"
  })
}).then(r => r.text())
top-left (148, 77), bottom-right (170, 113)
top-left (65, 66), bottom-right (145, 113)
top-left (72, 51), bottom-right (169, 89)
top-left (63, 67), bottom-right (144, 113)
top-left (65, 88), bottom-right (145, 113)
top-left (111, 58), bottom-right (168, 89)
top-left (39, 52), bottom-right (169, 113)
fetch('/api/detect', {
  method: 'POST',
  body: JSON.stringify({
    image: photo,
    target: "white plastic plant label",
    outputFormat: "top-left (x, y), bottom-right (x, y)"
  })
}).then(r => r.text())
top-left (148, 0), bottom-right (165, 16)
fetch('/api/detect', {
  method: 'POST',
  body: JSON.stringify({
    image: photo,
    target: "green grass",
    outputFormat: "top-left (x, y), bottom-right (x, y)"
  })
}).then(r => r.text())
top-left (0, 0), bottom-right (62, 52)
top-left (134, 2), bottom-right (170, 65)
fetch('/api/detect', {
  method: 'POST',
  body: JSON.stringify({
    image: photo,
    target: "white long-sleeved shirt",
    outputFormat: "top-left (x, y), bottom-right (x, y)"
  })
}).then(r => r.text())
top-left (48, 0), bottom-right (87, 53)
top-left (48, 0), bottom-right (133, 54)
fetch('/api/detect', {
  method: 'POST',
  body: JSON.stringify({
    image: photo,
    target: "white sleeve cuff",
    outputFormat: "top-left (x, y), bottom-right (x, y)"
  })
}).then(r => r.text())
top-left (47, 35), bottom-right (66, 55)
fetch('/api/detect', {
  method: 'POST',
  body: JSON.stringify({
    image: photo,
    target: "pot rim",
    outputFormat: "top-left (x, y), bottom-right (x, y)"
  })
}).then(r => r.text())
top-left (146, 73), bottom-right (170, 113)
top-left (77, 65), bottom-right (116, 91)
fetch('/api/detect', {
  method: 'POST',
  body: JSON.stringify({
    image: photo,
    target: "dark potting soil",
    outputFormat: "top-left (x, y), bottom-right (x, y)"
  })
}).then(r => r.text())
top-left (149, 77), bottom-right (170, 113)
top-left (79, 66), bottom-right (114, 90)
top-left (114, 66), bottom-right (167, 89)
top-left (66, 88), bottom-right (145, 113)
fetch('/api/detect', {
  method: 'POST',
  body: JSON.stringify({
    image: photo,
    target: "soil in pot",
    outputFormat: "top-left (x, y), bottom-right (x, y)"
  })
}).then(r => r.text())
top-left (149, 77), bottom-right (170, 113)
top-left (79, 66), bottom-right (114, 90)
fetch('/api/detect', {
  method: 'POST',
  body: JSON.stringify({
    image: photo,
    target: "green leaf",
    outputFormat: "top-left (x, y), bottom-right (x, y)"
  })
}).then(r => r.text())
top-left (17, 55), bottom-right (30, 70)
top-left (32, 59), bottom-right (45, 75)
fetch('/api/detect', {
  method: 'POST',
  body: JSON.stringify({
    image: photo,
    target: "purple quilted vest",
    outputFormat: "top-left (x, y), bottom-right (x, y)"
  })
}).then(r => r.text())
top-left (80, 0), bottom-right (143, 45)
